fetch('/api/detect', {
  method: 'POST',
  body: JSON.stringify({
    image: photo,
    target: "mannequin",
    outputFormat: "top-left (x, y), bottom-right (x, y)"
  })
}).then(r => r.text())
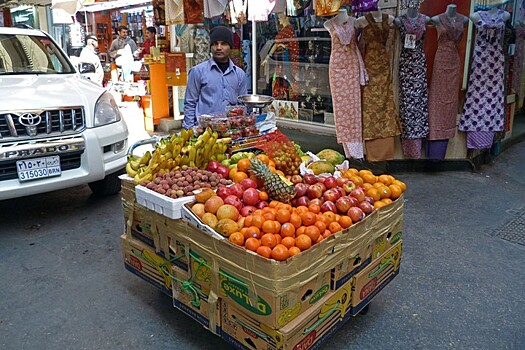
top-left (470, 5), bottom-right (511, 23)
top-left (431, 4), bottom-right (469, 27)
top-left (324, 7), bottom-right (368, 159)
top-left (356, 7), bottom-right (395, 28)
top-left (394, 7), bottom-right (431, 27)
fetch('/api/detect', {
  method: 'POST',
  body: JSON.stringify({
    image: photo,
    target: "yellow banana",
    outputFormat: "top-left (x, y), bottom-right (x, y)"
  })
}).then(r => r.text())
top-left (134, 172), bottom-right (153, 184)
top-left (210, 143), bottom-right (218, 157)
top-left (126, 162), bottom-right (138, 177)
top-left (139, 151), bottom-right (151, 166)
top-left (189, 160), bottom-right (196, 168)
top-left (180, 129), bottom-right (189, 143)
top-left (188, 145), bottom-right (197, 163)
top-left (180, 154), bottom-right (189, 165)
top-left (175, 155), bottom-right (182, 165)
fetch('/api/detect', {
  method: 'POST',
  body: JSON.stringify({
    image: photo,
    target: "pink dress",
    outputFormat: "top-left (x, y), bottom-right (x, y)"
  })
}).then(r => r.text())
top-left (327, 18), bottom-right (368, 159)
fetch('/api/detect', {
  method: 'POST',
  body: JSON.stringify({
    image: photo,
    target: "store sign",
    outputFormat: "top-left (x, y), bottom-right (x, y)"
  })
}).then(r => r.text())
top-left (165, 52), bottom-right (187, 87)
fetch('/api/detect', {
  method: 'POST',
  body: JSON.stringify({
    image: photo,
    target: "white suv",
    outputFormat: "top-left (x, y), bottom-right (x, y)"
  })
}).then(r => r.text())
top-left (0, 27), bottom-right (129, 200)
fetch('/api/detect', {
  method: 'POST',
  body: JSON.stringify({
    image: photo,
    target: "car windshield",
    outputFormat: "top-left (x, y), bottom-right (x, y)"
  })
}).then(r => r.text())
top-left (0, 33), bottom-right (75, 75)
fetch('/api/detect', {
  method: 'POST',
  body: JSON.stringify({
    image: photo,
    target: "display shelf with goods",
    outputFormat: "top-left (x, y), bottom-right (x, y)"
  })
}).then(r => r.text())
top-left (119, 131), bottom-right (407, 348)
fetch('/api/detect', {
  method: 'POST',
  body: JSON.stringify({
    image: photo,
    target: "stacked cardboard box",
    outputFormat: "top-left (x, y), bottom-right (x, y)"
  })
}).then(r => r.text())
top-left (120, 181), bottom-right (404, 349)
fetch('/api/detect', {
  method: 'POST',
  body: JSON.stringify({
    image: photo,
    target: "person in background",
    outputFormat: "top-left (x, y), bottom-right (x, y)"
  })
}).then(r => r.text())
top-left (139, 26), bottom-right (156, 59)
top-left (109, 26), bottom-right (139, 60)
top-left (183, 25), bottom-right (247, 130)
top-left (79, 34), bottom-right (104, 86)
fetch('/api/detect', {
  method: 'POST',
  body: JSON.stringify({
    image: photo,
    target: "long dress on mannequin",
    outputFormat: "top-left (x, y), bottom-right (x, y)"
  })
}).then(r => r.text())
top-left (327, 17), bottom-right (368, 159)
top-left (459, 10), bottom-right (506, 149)
top-left (398, 14), bottom-right (430, 158)
top-left (427, 13), bottom-right (466, 159)
top-left (360, 13), bottom-right (400, 161)
top-left (512, 24), bottom-right (525, 106)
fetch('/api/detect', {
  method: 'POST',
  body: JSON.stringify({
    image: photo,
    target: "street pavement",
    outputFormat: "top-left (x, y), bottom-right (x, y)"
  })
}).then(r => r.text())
top-left (0, 139), bottom-right (524, 350)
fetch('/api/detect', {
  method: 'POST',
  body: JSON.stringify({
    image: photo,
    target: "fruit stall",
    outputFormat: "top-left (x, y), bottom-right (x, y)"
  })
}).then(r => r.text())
top-left (120, 100), bottom-right (406, 349)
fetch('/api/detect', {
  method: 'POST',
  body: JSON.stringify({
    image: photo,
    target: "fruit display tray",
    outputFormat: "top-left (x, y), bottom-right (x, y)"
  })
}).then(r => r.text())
top-left (135, 185), bottom-right (195, 219)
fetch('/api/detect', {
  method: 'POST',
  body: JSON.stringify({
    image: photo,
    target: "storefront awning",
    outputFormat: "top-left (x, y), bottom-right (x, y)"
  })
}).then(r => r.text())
top-left (79, 0), bottom-right (151, 13)
top-left (50, 0), bottom-right (93, 15)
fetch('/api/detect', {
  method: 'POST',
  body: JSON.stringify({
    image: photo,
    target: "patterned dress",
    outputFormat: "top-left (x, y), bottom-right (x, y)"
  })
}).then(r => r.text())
top-left (513, 25), bottom-right (525, 103)
top-left (352, 0), bottom-right (379, 13)
top-left (327, 18), bottom-right (368, 159)
top-left (360, 14), bottom-right (400, 161)
top-left (398, 14), bottom-right (430, 158)
top-left (459, 10), bottom-right (506, 149)
top-left (428, 14), bottom-right (465, 141)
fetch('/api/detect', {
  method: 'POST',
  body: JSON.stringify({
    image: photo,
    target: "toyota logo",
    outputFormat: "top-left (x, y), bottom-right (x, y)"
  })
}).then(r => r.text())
top-left (19, 113), bottom-right (42, 127)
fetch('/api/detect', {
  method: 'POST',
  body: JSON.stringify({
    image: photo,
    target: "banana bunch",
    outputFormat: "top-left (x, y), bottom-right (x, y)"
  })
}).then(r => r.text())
top-left (126, 127), bottom-right (231, 184)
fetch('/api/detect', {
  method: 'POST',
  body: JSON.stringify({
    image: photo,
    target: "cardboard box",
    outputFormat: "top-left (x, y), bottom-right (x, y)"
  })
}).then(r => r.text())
top-left (121, 234), bottom-right (173, 297)
top-left (122, 200), bottom-right (159, 250)
top-left (171, 267), bottom-right (221, 334)
top-left (331, 196), bottom-right (404, 290)
top-left (351, 240), bottom-right (403, 315)
top-left (220, 280), bottom-right (352, 350)
top-left (135, 185), bottom-right (195, 219)
top-left (119, 174), bottom-right (136, 204)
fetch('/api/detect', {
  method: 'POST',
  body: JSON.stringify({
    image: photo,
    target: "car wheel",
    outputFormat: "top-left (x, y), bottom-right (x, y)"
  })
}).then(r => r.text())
top-left (88, 169), bottom-right (124, 196)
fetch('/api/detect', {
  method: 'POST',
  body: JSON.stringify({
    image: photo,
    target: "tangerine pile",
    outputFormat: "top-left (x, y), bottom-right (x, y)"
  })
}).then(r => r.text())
top-left (229, 154), bottom-right (285, 184)
top-left (340, 168), bottom-right (406, 209)
top-left (228, 200), bottom-right (355, 261)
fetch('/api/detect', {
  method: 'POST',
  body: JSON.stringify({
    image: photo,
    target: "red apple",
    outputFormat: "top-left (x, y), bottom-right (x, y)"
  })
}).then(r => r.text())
top-left (240, 205), bottom-right (256, 217)
top-left (240, 178), bottom-right (257, 190)
top-left (342, 181), bottom-right (356, 195)
top-left (229, 183), bottom-right (245, 198)
top-left (336, 177), bottom-right (346, 187)
top-left (317, 177), bottom-right (325, 183)
top-left (291, 174), bottom-right (303, 184)
top-left (335, 196), bottom-right (352, 214)
top-left (323, 189), bottom-right (341, 202)
top-left (317, 182), bottom-right (327, 193)
top-left (309, 198), bottom-right (324, 206)
top-left (364, 195), bottom-right (375, 205)
top-left (347, 207), bottom-right (365, 223)
top-left (216, 186), bottom-right (231, 200)
top-left (303, 174), bottom-right (318, 185)
top-left (224, 195), bottom-right (243, 211)
top-left (350, 188), bottom-right (366, 203)
top-left (323, 176), bottom-right (338, 189)
top-left (347, 196), bottom-right (359, 207)
top-left (294, 183), bottom-right (308, 198)
top-left (306, 184), bottom-right (324, 199)
top-left (358, 201), bottom-right (374, 214)
top-left (296, 196), bottom-right (310, 207)
top-left (242, 188), bottom-right (260, 206)
top-left (255, 201), bottom-right (269, 209)
top-left (321, 201), bottom-right (337, 213)
top-left (333, 186), bottom-right (345, 198)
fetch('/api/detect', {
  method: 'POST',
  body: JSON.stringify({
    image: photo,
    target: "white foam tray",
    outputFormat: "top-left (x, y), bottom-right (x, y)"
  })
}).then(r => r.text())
top-left (135, 185), bottom-right (195, 219)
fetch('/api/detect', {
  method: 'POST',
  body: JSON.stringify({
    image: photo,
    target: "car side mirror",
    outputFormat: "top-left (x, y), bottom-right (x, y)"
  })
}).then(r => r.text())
top-left (79, 62), bottom-right (96, 74)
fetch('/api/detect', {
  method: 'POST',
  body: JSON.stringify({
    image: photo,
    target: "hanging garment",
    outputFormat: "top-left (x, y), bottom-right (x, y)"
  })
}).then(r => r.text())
top-left (428, 14), bottom-right (466, 141)
top-left (193, 26), bottom-right (210, 65)
top-left (286, 0), bottom-right (310, 16)
top-left (512, 25), bottom-right (525, 101)
top-left (352, 0), bottom-right (379, 13)
top-left (274, 25), bottom-right (299, 99)
top-left (398, 14), bottom-right (430, 158)
top-left (327, 18), bottom-right (368, 159)
top-left (360, 13), bottom-right (400, 161)
top-left (204, 0), bottom-right (228, 18)
top-left (183, 0), bottom-right (205, 24)
top-left (165, 0), bottom-right (184, 24)
top-left (247, 0), bottom-right (276, 22)
top-left (315, 0), bottom-right (342, 17)
top-left (459, 10), bottom-right (506, 149)
top-left (242, 39), bottom-right (252, 92)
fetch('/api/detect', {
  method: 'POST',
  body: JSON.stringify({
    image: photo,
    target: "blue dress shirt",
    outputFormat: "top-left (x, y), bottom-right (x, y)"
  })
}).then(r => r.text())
top-left (183, 58), bottom-right (247, 129)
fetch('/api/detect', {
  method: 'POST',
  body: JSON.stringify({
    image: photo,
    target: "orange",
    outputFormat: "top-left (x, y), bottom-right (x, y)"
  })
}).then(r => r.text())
top-left (254, 209), bottom-right (264, 216)
top-left (348, 175), bottom-right (364, 186)
top-left (271, 244), bottom-right (290, 261)
top-left (294, 206), bottom-right (309, 215)
top-left (377, 186), bottom-right (391, 199)
top-left (289, 213), bottom-right (302, 228)
top-left (388, 184), bottom-right (402, 199)
top-left (281, 236), bottom-right (296, 249)
top-left (295, 234), bottom-right (312, 251)
top-left (288, 246), bottom-right (301, 257)
top-left (308, 204), bottom-right (321, 214)
top-left (322, 229), bottom-right (332, 238)
top-left (263, 211), bottom-right (276, 221)
top-left (261, 233), bottom-right (278, 248)
top-left (296, 226), bottom-right (306, 236)
top-left (276, 208), bottom-right (291, 224)
top-left (322, 211), bottom-right (337, 224)
top-left (314, 220), bottom-right (327, 233)
top-left (231, 171), bottom-right (248, 183)
top-left (380, 198), bottom-right (393, 205)
top-left (262, 220), bottom-right (277, 234)
top-left (378, 174), bottom-right (393, 186)
top-left (374, 201), bottom-right (387, 209)
top-left (373, 181), bottom-right (384, 188)
top-left (280, 222), bottom-right (296, 238)
top-left (273, 221), bottom-right (282, 234)
top-left (366, 187), bottom-right (381, 202)
top-left (269, 200), bottom-right (281, 208)
top-left (339, 216), bottom-right (353, 229)
top-left (358, 169), bottom-right (373, 178)
top-left (277, 203), bottom-right (292, 212)
top-left (251, 215), bottom-right (265, 229)
top-left (269, 166), bottom-right (277, 173)
top-left (244, 215), bottom-right (253, 227)
top-left (256, 154), bottom-right (270, 165)
top-left (258, 191), bottom-right (269, 201)
top-left (328, 221), bottom-right (343, 234)
top-left (316, 214), bottom-right (331, 226)
top-left (362, 173), bottom-right (377, 184)
top-left (268, 159), bottom-right (276, 168)
top-left (237, 158), bottom-right (252, 173)
top-left (346, 168), bottom-right (359, 176)
top-left (392, 179), bottom-right (407, 192)
top-left (362, 183), bottom-right (374, 191)
top-left (305, 226), bottom-right (320, 242)
top-left (316, 235), bottom-right (324, 244)
top-left (274, 233), bottom-right (282, 244)
top-left (244, 226), bottom-right (261, 239)
top-left (256, 245), bottom-right (272, 258)
top-left (245, 237), bottom-right (261, 252)
top-left (229, 232), bottom-right (245, 246)
top-left (300, 212), bottom-right (317, 226)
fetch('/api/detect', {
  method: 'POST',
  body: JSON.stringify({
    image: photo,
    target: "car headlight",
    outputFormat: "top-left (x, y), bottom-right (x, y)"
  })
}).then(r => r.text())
top-left (94, 92), bottom-right (122, 126)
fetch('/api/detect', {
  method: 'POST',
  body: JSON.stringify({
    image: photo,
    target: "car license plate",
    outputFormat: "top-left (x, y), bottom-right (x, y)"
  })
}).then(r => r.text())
top-left (16, 156), bottom-right (62, 182)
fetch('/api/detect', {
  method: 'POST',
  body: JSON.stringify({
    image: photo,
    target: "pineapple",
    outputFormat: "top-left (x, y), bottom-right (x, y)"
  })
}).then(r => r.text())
top-left (250, 159), bottom-right (296, 203)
